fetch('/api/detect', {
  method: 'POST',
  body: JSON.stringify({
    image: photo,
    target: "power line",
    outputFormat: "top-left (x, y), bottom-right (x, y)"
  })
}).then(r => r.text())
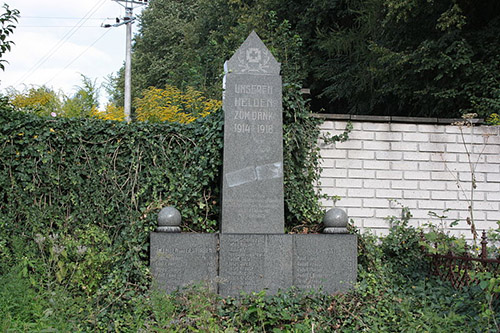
top-left (44, 29), bottom-right (112, 86)
top-left (14, 0), bottom-right (108, 87)
top-left (14, 0), bottom-right (108, 85)
top-left (21, 16), bottom-right (109, 20)
top-left (19, 25), bottom-right (105, 28)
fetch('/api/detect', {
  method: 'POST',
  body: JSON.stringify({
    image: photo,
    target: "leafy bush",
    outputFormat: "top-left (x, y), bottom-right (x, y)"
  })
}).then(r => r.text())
top-left (0, 80), bottom-right (345, 328)
top-left (2, 207), bottom-right (499, 331)
top-left (0, 106), bottom-right (224, 328)
top-left (92, 102), bottom-right (125, 122)
top-left (9, 86), bottom-right (63, 117)
top-left (96, 85), bottom-right (222, 124)
top-left (8, 76), bottom-right (100, 119)
top-left (135, 85), bottom-right (221, 124)
top-left (487, 113), bottom-right (500, 125)
top-left (283, 83), bottom-right (351, 230)
top-left (381, 204), bottom-right (428, 280)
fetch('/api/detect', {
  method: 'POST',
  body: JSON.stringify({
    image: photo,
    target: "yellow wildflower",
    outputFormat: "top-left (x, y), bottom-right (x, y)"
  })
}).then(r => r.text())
top-left (135, 85), bottom-right (221, 124)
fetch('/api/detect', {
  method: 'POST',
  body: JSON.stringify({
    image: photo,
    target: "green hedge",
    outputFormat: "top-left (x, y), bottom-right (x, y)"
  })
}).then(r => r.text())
top-left (0, 104), bottom-right (223, 233)
top-left (0, 85), bottom-right (337, 327)
top-left (0, 107), bottom-right (224, 315)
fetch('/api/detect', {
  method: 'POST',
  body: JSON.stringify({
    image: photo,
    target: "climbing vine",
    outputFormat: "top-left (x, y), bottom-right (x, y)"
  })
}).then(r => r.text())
top-left (0, 83), bottom-right (350, 327)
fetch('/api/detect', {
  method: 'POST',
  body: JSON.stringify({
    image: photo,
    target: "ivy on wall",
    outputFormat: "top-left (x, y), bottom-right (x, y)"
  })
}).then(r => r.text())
top-left (0, 84), bottom-right (348, 326)
top-left (0, 108), bottom-right (222, 276)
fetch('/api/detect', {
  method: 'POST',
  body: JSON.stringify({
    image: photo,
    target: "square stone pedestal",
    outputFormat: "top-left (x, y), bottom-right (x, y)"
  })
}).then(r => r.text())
top-left (150, 233), bottom-right (357, 296)
top-left (150, 233), bottom-right (218, 293)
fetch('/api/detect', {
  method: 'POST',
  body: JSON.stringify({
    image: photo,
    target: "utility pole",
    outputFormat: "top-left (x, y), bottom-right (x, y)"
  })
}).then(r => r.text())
top-left (103, 0), bottom-right (148, 123)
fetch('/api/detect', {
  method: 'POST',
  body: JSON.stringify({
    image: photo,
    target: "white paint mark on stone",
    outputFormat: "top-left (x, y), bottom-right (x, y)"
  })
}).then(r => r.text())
top-left (226, 162), bottom-right (283, 188)
top-left (256, 162), bottom-right (283, 181)
top-left (226, 166), bottom-right (257, 187)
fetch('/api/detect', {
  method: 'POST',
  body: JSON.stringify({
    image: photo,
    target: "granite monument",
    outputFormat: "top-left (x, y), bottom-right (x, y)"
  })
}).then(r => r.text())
top-left (221, 31), bottom-right (284, 234)
top-left (150, 32), bottom-right (357, 296)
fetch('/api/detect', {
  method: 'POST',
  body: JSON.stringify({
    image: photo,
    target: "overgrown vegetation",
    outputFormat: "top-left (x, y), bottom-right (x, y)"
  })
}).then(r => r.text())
top-left (2, 1), bottom-right (498, 330)
top-left (7, 75), bottom-right (100, 118)
top-left (0, 106), bottom-right (224, 329)
top-left (1, 206), bottom-right (498, 331)
top-left (134, 85), bottom-right (221, 124)
top-left (0, 80), bottom-right (349, 328)
top-left (1, 82), bottom-right (334, 235)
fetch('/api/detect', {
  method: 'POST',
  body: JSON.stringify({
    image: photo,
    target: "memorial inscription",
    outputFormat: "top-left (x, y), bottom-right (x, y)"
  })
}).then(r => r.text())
top-left (293, 235), bottom-right (357, 293)
top-left (219, 234), bottom-right (293, 296)
top-left (150, 233), bottom-right (218, 293)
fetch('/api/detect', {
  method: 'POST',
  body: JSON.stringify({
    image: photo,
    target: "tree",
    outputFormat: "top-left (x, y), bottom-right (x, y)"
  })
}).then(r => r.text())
top-left (91, 103), bottom-right (125, 122)
top-left (127, 0), bottom-right (249, 102)
top-left (62, 75), bottom-right (100, 118)
top-left (8, 76), bottom-right (100, 118)
top-left (316, 0), bottom-right (500, 118)
top-left (135, 85), bottom-right (221, 123)
top-left (95, 85), bottom-right (221, 123)
top-left (109, 0), bottom-right (500, 119)
top-left (109, 0), bottom-right (306, 104)
top-left (9, 86), bottom-right (63, 117)
top-left (0, 3), bottom-right (19, 71)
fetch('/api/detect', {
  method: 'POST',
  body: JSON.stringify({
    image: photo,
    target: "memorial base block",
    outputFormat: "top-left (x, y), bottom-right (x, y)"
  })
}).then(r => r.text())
top-left (150, 233), bottom-right (357, 296)
top-left (150, 233), bottom-right (218, 293)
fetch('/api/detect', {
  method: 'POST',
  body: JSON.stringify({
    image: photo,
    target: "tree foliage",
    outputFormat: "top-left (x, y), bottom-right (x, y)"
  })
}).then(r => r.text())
top-left (135, 85), bottom-right (221, 123)
top-left (108, 0), bottom-right (306, 106)
top-left (9, 86), bottom-right (63, 117)
top-left (110, 0), bottom-right (500, 119)
top-left (0, 3), bottom-right (19, 71)
top-left (8, 76), bottom-right (100, 118)
top-left (316, 0), bottom-right (500, 118)
top-left (92, 102), bottom-right (125, 122)
top-left (62, 75), bottom-right (100, 118)
top-left (94, 85), bottom-right (221, 124)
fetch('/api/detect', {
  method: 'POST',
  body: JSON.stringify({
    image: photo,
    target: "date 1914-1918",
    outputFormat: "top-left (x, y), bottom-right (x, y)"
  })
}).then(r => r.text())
top-left (234, 123), bottom-right (273, 134)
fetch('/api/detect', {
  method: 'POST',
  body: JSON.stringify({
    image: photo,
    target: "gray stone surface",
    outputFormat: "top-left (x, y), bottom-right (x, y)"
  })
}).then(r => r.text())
top-left (323, 208), bottom-right (349, 234)
top-left (323, 208), bottom-right (348, 227)
top-left (150, 233), bottom-right (218, 293)
top-left (218, 234), bottom-right (293, 296)
top-left (293, 234), bottom-right (357, 293)
top-left (150, 233), bottom-right (357, 295)
top-left (221, 31), bottom-right (284, 234)
top-left (157, 206), bottom-right (182, 233)
top-left (158, 206), bottom-right (182, 226)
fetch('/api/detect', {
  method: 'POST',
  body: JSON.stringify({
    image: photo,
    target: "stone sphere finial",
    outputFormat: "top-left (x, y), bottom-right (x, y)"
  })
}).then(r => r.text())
top-left (157, 206), bottom-right (181, 233)
top-left (322, 208), bottom-right (348, 234)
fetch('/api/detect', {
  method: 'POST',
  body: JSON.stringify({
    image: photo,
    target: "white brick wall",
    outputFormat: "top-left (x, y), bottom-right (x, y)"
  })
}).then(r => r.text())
top-left (319, 121), bottom-right (500, 240)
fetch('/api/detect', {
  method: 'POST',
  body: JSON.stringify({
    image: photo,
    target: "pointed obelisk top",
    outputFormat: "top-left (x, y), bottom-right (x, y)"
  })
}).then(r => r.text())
top-left (224, 31), bottom-right (281, 75)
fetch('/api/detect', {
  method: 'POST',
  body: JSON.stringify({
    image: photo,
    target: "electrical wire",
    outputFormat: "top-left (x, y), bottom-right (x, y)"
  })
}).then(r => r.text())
top-left (13, 0), bottom-right (108, 87)
top-left (14, 0), bottom-right (107, 85)
top-left (21, 16), bottom-right (109, 20)
top-left (18, 26), bottom-right (105, 28)
top-left (44, 28), bottom-right (112, 86)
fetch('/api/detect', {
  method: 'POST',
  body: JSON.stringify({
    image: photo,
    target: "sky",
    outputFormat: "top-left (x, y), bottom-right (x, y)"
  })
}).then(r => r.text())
top-left (1, 0), bottom-right (147, 108)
